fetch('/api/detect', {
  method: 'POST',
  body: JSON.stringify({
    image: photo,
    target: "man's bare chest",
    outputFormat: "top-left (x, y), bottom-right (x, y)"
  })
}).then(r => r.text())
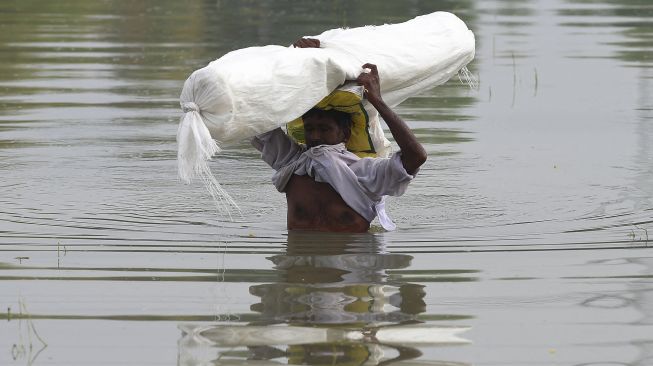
top-left (284, 174), bottom-right (369, 232)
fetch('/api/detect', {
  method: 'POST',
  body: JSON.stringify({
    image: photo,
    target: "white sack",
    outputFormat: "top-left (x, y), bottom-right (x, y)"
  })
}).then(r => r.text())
top-left (177, 11), bottom-right (475, 211)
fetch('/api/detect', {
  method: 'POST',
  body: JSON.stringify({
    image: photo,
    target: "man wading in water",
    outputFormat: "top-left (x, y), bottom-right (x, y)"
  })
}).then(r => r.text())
top-left (252, 39), bottom-right (427, 232)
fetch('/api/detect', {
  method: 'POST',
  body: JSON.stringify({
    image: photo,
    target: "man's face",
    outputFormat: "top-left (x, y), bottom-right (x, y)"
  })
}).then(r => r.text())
top-left (303, 114), bottom-right (348, 148)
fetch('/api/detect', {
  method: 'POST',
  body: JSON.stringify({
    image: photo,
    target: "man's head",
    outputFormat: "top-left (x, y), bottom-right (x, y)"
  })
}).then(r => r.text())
top-left (302, 108), bottom-right (352, 148)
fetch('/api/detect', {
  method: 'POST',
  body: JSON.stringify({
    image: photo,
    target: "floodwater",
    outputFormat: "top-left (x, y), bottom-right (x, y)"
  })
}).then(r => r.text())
top-left (1, 0), bottom-right (652, 365)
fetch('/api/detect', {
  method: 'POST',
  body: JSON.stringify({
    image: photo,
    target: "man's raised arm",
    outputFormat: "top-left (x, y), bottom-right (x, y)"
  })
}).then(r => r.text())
top-left (356, 63), bottom-right (427, 175)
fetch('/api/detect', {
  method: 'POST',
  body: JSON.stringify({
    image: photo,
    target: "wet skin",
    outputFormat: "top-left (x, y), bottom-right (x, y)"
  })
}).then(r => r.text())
top-left (285, 115), bottom-right (369, 232)
top-left (286, 174), bottom-right (371, 232)
top-left (303, 114), bottom-right (349, 149)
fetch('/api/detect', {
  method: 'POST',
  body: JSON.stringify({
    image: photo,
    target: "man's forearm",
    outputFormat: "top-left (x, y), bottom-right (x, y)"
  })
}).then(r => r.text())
top-left (369, 98), bottom-right (427, 175)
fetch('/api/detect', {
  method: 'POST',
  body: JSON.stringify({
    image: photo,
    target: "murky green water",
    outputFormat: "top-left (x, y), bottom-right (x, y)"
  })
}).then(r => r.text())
top-left (1, 1), bottom-right (652, 365)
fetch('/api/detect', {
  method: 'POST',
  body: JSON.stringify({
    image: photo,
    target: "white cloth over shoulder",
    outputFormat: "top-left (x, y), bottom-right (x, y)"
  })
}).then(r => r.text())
top-left (177, 11), bottom-right (475, 185)
top-left (252, 128), bottom-right (414, 230)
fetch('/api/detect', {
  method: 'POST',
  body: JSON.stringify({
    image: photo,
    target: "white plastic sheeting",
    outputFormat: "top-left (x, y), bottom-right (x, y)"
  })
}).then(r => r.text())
top-left (177, 11), bottom-right (475, 214)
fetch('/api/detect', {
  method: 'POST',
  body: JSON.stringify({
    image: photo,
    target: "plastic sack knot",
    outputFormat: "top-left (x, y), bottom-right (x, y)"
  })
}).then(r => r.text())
top-left (181, 102), bottom-right (199, 113)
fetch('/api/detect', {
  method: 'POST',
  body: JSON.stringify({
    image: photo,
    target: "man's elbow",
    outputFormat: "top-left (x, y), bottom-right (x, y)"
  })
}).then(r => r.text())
top-left (416, 149), bottom-right (427, 167)
top-left (412, 147), bottom-right (427, 170)
top-left (402, 149), bottom-right (427, 176)
top-left (410, 154), bottom-right (427, 176)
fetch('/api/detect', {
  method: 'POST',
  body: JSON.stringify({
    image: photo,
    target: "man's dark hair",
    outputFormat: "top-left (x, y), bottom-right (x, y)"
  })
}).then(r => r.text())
top-left (303, 108), bottom-right (353, 132)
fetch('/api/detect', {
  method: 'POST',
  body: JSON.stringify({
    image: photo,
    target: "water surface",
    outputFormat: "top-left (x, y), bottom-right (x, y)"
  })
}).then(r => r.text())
top-left (1, 1), bottom-right (652, 365)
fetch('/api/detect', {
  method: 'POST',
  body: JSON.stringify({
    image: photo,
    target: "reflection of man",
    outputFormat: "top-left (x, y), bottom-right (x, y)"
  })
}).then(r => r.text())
top-left (246, 232), bottom-right (425, 364)
top-left (252, 39), bottom-right (427, 233)
top-left (177, 233), bottom-right (471, 366)
top-left (250, 232), bottom-right (424, 325)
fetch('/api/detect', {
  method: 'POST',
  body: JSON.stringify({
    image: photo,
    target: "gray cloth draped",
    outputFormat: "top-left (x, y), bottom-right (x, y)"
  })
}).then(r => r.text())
top-left (252, 128), bottom-right (415, 230)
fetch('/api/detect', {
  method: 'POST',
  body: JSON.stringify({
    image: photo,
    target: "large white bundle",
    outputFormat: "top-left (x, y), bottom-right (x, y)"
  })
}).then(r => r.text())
top-left (177, 12), bottom-right (475, 212)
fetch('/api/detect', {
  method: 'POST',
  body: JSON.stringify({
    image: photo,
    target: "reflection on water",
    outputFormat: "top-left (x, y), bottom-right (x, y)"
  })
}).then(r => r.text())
top-left (254, 233), bottom-right (422, 324)
top-left (179, 233), bottom-right (471, 366)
